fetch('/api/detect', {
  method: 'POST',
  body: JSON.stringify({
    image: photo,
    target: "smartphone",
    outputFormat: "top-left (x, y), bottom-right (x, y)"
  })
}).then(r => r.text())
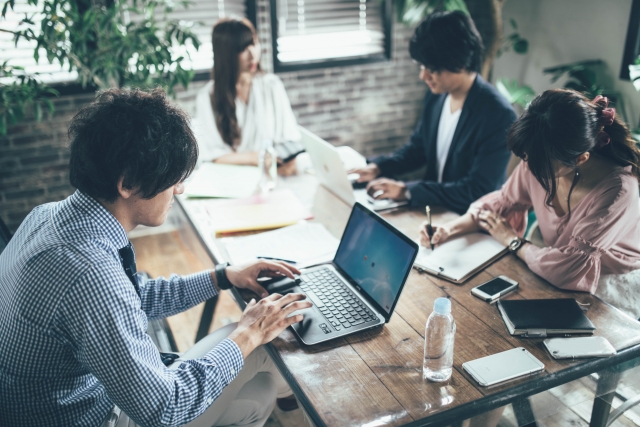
top-left (543, 336), bottom-right (616, 359)
top-left (463, 347), bottom-right (544, 387)
top-left (471, 275), bottom-right (518, 302)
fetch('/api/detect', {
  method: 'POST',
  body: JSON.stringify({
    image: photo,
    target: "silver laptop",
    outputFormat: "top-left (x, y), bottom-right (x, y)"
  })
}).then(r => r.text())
top-left (263, 202), bottom-right (419, 345)
top-left (300, 127), bottom-right (409, 211)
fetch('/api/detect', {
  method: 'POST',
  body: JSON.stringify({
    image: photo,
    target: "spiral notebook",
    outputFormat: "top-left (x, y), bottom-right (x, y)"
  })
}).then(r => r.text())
top-left (413, 233), bottom-right (508, 283)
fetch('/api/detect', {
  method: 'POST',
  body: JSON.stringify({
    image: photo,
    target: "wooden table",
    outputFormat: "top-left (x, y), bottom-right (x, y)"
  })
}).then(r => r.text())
top-left (178, 172), bottom-right (640, 427)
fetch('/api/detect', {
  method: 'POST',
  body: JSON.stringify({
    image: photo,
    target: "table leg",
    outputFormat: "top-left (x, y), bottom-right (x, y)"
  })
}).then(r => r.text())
top-left (589, 369), bottom-right (622, 427)
top-left (512, 398), bottom-right (537, 427)
top-left (195, 296), bottom-right (218, 343)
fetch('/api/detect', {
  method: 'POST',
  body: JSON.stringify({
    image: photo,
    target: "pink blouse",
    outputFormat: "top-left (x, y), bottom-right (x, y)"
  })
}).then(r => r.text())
top-left (468, 162), bottom-right (640, 294)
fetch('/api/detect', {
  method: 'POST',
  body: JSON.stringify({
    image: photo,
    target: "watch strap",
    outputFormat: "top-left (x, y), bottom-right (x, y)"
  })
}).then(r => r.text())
top-left (215, 262), bottom-right (233, 290)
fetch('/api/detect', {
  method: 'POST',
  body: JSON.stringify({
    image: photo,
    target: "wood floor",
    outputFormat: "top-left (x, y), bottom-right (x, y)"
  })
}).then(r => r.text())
top-left (130, 208), bottom-right (640, 427)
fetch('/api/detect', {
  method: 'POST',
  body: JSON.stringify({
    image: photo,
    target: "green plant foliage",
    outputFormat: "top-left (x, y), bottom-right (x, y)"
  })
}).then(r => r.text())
top-left (543, 60), bottom-right (604, 99)
top-left (497, 18), bottom-right (528, 57)
top-left (394, 0), bottom-right (469, 25)
top-left (0, 62), bottom-right (58, 135)
top-left (0, 0), bottom-right (201, 134)
top-left (496, 78), bottom-right (535, 108)
top-left (3, 0), bottom-right (200, 94)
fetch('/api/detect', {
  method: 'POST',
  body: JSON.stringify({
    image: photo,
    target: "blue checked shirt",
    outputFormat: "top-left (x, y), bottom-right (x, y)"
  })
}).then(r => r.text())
top-left (0, 191), bottom-right (244, 427)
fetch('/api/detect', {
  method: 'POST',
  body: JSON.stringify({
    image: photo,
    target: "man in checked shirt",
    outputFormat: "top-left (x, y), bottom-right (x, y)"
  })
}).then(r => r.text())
top-left (0, 88), bottom-right (312, 427)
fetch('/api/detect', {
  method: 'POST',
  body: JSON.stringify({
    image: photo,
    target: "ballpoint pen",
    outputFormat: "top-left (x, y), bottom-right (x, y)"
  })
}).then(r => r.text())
top-left (257, 256), bottom-right (297, 264)
top-left (426, 205), bottom-right (434, 250)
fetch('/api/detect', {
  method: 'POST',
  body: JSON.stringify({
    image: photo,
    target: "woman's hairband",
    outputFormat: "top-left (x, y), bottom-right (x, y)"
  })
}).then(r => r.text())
top-left (591, 95), bottom-right (616, 148)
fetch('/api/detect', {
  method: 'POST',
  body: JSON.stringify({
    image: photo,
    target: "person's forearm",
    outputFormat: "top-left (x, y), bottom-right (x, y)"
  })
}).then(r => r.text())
top-left (214, 151), bottom-right (259, 166)
top-left (227, 327), bottom-right (259, 359)
top-left (446, 213), bottom-right (481, 238)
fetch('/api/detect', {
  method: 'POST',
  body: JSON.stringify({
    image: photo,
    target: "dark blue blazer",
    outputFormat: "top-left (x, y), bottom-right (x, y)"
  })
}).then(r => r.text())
top-left (370, 75), bottom-right (517, 214)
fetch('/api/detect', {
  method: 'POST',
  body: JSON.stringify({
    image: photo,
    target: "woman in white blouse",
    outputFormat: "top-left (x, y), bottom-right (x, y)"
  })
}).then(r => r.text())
top-left (192, 17), bottom-right (301, 175)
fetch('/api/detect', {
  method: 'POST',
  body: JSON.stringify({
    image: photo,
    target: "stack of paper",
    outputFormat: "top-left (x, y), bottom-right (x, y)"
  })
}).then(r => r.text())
top-left (185, 163), bottom-right (260, 198)
top-left (414, 233), bottom-right (507, 283)
top-left (199, 189), bottom-right (313, 235)
top-left (221, 222), bottom-right (340, 268)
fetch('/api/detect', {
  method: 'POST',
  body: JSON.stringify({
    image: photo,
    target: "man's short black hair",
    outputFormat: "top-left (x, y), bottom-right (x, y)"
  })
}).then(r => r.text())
top-left (69, 88), bottom-right (198, 203)
top-left (409, 10), bottom-right (484, 74)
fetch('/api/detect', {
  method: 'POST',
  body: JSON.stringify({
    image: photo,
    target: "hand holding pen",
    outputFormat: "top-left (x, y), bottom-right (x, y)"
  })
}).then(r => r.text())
top-left (419, 207), bottom-right (452, 249)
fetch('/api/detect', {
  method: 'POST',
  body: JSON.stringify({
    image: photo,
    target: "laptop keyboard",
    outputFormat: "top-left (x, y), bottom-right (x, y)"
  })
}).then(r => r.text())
top-left (299, 267), bottom-right (379, 332)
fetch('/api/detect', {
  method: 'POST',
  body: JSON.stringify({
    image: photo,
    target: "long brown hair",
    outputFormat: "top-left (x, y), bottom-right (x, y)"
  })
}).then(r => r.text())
top-left (508, 89), bottom-right (640, 222)
top-left (210, 17), bottom-right (259, 148)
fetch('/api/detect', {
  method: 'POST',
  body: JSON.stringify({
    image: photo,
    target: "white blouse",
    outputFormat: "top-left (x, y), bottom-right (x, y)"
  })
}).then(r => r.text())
top-left (192, 73), bottom-right (301, 162)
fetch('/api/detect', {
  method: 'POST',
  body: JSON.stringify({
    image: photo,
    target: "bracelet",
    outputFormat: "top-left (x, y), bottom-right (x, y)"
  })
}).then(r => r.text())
top-left (215, 262), bottom-right (233, 290)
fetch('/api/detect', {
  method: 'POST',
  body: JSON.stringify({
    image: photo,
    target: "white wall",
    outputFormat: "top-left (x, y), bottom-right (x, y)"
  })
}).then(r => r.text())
top-left (493, 0), bottom-right (639, 127)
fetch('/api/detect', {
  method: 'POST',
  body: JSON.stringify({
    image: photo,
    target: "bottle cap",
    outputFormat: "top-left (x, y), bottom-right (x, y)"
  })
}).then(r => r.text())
top-left (433, 297), bottom-right (451, 315)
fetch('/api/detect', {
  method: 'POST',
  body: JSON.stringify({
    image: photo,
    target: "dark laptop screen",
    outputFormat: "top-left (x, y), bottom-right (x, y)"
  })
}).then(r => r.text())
top-left (333, 204), bottom-right (417, 314)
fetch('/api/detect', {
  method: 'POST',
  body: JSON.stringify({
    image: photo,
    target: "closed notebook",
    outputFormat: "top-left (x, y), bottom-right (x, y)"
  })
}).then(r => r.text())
top-left (497, 298), bottom-right (596, 338)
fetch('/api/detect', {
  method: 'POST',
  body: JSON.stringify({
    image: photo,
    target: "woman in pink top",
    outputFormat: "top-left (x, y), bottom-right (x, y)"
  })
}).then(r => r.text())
top-left (420, 89), bottom-right (640, 318)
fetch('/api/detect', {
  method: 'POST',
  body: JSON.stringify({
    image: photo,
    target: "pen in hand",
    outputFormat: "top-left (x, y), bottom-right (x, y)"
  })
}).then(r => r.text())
top-left (426, 205), bottom-right (434, 250)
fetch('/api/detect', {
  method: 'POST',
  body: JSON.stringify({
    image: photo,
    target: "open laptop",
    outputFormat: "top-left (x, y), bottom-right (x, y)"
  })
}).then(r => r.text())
top-left (263, 202), bottom-right (419, 345)
top-left (300, 127), bottom-right (409, 212)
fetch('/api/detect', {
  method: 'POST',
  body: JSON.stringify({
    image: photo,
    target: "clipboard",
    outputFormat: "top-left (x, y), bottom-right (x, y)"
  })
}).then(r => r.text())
top-left (413, 233), bottom-right (508, 283)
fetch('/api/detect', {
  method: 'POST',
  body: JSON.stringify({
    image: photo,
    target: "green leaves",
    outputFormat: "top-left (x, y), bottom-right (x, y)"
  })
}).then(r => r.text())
top-left (394, 0), bottom-right (469, 26)
top-left (0, 0), bottom-right (202, 134)
top-left (543, 60), bottom-right (604, 99)
top-left (496, 78), bottom-right (535, 108)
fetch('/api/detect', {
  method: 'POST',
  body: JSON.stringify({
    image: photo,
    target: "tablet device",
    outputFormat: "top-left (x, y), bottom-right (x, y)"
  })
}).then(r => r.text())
top-left (462, 347), bottom-right (544, 387)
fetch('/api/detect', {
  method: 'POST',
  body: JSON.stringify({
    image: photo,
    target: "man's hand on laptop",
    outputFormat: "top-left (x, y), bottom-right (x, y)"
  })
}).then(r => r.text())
top-left (225, 260), bottom-right (301, 298)
top-left (228, 293), bottom-right (312, 358)
top-left (348, 163), bottom-right (380, 183)
top-left (366, 178), bottom-right (407, 200)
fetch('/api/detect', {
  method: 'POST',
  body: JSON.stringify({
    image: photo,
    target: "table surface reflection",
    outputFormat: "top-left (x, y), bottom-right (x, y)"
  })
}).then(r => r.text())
top-left (177, 171), bottom-right (640, 427)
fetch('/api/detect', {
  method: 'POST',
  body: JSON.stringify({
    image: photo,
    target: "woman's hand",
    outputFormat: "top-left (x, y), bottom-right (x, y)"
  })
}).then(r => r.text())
top-left (277, 158), bottom-right (297, 176)
top-left (419, 223), bottom-right (452, 248)
top-left (477, 210), bottom-right (518, 246)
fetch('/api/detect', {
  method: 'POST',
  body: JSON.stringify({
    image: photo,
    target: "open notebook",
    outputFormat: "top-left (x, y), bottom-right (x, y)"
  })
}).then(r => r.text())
top-left (414, 233), bottom-right (508, 283)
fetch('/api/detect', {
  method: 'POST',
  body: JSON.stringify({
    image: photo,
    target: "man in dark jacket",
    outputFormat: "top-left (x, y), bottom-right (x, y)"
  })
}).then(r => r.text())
top-left (351, 11), bottom-right (517, 214)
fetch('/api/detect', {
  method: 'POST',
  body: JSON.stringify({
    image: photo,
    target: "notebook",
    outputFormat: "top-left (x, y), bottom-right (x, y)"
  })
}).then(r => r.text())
top-left (198, 189), bottom-right (313, 235)
top-left (185, 163), bottom-right (260, 198)
top-left (413, 233), bottom-right (507, 283)
top-left (497, 298), bottom-right (596, 338)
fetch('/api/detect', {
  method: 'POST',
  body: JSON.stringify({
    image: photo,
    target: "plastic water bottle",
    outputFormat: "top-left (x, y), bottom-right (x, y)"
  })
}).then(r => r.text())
top-left (258, 139), bottom-right (277, 194)
top-left (423, 297), bottom-right (456, 382)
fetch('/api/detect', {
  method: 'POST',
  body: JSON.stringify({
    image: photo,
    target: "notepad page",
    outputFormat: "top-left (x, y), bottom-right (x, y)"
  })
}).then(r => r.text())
top-left (185, 163), bottom-right (260, 198)
top-left (414, 233), bottom-right (506, 282)
top-left (222, 222), bottom-right (340, 268)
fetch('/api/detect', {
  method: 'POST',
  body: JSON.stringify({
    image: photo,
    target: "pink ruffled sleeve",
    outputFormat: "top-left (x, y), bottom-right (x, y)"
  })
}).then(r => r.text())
top-left (523, 174), bottom-right (636, 293)
top-left (467, 162), bottom-right (533, 236)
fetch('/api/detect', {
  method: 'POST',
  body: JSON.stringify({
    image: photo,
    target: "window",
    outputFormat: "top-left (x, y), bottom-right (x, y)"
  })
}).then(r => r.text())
top-left (270, 0), bottom-right (392, 72)
top-left (620, 0), bottom-right (640, 80)
top-left (0, 0), bottom-right (254, 85)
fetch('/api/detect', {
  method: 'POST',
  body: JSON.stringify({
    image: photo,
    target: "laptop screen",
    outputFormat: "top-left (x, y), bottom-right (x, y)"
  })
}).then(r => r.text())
top-left (333, 203), bottom-right (418, 315)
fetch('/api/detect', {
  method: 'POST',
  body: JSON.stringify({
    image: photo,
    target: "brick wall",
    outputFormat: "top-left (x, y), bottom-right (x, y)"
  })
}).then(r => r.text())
top-left (0, 2), bottom-right (425, 233)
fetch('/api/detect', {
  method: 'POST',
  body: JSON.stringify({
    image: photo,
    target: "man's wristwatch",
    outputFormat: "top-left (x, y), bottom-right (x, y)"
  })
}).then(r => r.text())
top-left (508, 236), bottom-right (527, 253)
top-left (215, 262), bottom-right (233, 290)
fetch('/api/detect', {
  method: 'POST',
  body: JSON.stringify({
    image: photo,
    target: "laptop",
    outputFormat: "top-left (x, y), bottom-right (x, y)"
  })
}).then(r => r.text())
top-left (300, 127), bottom-right (409, 212)
top-left (263, 202), bottom-right (419, 345)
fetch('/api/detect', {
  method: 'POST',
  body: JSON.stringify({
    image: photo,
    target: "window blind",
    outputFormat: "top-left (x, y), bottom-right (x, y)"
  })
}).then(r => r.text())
top-left (0, 0), bottom-right (247, 85)
top-left (274, 0), bottom-right (386, 65)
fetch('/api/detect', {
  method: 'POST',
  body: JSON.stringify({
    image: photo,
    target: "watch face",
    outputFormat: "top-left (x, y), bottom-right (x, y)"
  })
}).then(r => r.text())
top-left (509, 238), bottom-right (521, 251)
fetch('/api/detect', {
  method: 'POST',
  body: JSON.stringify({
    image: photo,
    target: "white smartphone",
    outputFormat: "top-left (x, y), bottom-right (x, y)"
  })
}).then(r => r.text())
top-left (471, 275), bottom-right (519, 302)
top-left (463, 347), bottom-right (545, 387)
top-left (543, 336), bottom-right (616, 360)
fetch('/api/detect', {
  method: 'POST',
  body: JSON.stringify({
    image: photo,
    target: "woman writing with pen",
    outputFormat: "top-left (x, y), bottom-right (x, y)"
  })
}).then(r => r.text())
top-left (419, 89), bottom-right (640, 319)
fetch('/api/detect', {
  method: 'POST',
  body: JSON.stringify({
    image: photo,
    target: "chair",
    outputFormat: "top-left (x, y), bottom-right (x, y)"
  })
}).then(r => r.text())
top-left (0, 216), bottom-right (12, 255)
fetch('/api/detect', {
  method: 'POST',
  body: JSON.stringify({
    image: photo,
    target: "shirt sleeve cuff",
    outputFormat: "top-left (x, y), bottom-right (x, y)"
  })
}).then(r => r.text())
top-left (206, 338), bottom-right (245, 386)
top-left (184, 270), bottom-right (218, 304)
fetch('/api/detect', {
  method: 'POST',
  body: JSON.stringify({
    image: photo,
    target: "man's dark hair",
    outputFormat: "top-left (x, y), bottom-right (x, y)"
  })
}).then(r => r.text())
top-left (69, 88), bottom-right (198, 203)
top-left (409, 11), bottom-right (484, 73)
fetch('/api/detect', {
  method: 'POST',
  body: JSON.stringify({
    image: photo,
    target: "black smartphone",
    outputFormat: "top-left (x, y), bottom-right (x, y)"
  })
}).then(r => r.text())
top-left (471, 275), bottom-right (519, 302)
